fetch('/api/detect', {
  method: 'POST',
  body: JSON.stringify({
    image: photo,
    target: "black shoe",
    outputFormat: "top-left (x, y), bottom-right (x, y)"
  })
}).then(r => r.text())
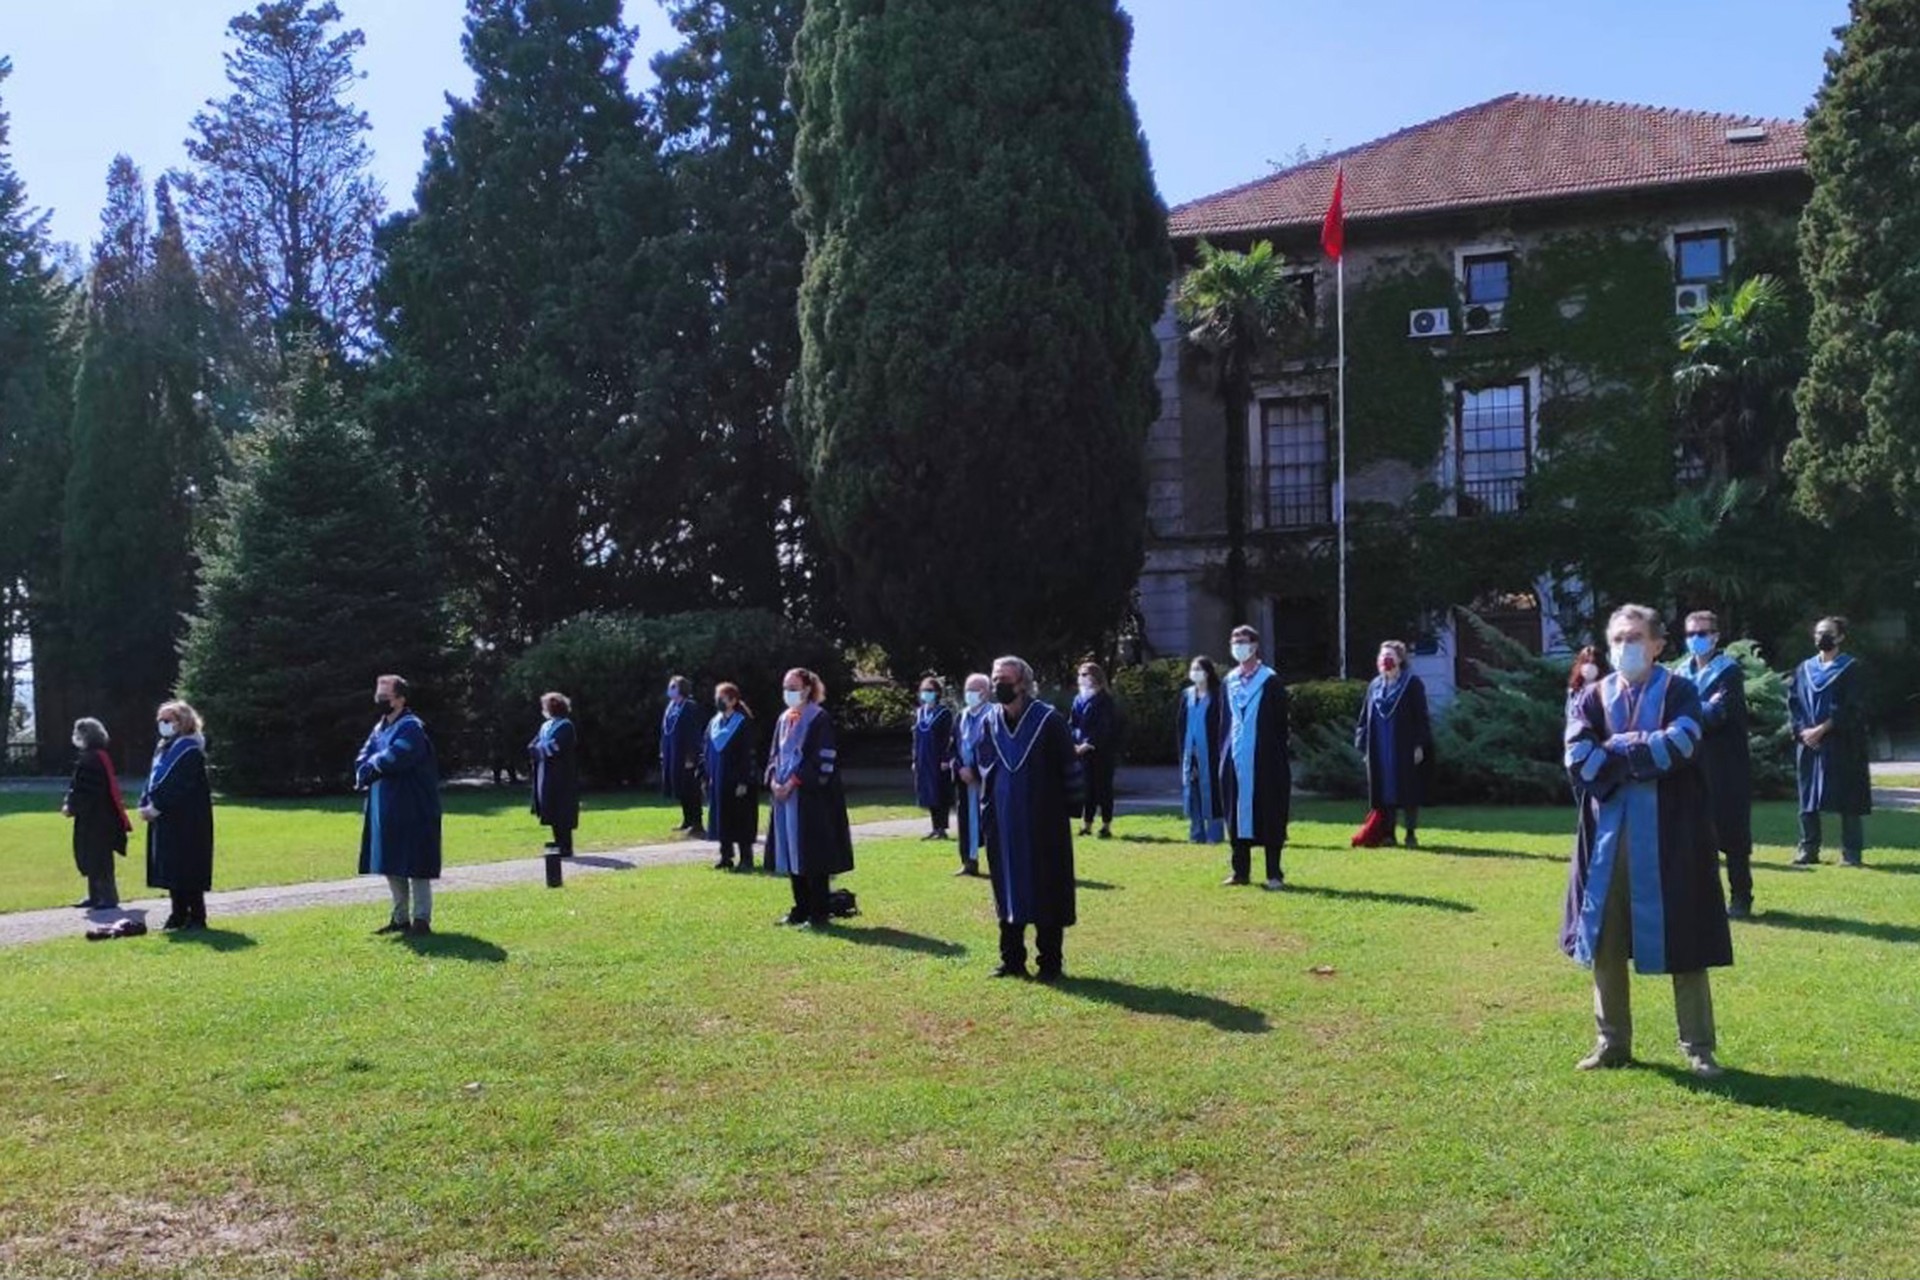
top-left (375, 919), bottom-right (409, 935)
top-left (1098, 826), bottom-right (1112, 840)
top-left (1404, 833), bottom-right (1420, 849)
top-left (776, 910), bottom-right (808, 927)
top-left (1382, 835), bottom-right (1399, 847)
top-left (160, 914), bottom-right (183, 931)
top-left (805, 917), bottom-right (831, 931)
top-left (1791, 850), bottom-right (1820, 866)
top-left (1727, 897), bottom-right (1753, 919)
top-left (954, 863), bottom-right (983, 877)
top-left (1034, 967), bottom-right (1063, 984)
top-left (409, 920), bottom-right (432, 937)
top-left (72, 898), bottom-right (97, 910)
top-left (177, 917), bottom-right (205, 932)
top-left (713, 858), bottom-right (733, 870)
top-left (1079, 825), bottom-right (1093, 837)
top-left (990, 963), bottom-right (1030, 979)
top-left (1842, 856), bottom-right (1865, 868)
top-left (543, 842), bottom-right (559, 851)
top-left (1221, 875), bottom-right (1250, 887)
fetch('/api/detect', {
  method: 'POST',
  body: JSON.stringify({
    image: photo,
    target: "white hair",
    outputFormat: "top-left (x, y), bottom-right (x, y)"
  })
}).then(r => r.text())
top-left (991, 655), bottom-right (1036, 698)
top-left (1606, 603), bottom-right (1665, 640)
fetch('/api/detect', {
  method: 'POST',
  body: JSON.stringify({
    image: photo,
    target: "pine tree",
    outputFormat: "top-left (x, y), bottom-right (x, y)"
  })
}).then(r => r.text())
top-left (180, 352), bottom-right (448, 795)
top-left (790, 0), bottom-right (1170, 674)
top-left (371, 0), bottom-right (680, 647)
top-left (1789, 0), bottom-right (1920, 520)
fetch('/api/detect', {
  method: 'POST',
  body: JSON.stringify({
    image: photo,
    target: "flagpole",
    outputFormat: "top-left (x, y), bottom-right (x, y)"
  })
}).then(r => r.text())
top-left (1336, 252), bottom-right (1348, 682)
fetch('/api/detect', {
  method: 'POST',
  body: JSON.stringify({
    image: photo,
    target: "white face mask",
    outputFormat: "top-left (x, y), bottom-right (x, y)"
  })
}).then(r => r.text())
top-left (1610, 641), bottom-right (1651, 682)
top-left (783, 689), bottom-right (806, 709)
top-left (963, 690), bottom-right (983, 709)
top-left (1230, 642), bottom-right (1255, 664)
top-left (1078, 681), bottom-right (1096, 697)
top-left (72, 735), bottom-right (88, 750)
top-left (157, 721), bottom-right (177, 740)
top-left (1579, 662), bottom-right (1601, 683)
top-left (1188, 669), bottom-right (1206, 687)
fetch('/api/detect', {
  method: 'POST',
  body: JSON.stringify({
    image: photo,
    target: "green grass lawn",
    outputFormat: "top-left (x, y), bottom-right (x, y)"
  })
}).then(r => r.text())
top-left (1874, 772), bottom-right (1920, 790)
top-left (0, 787), bottom-right (920, 914)
top-left (1, 800), bottom-right (1918, 1277)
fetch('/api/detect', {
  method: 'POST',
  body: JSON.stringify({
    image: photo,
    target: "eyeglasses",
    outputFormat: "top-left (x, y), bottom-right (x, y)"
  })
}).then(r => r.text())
top-left (1684, 632), bottom-right (1714, 639)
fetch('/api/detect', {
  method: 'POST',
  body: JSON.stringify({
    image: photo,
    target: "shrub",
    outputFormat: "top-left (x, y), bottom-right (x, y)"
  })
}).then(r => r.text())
top-left (1111, 659), bottom-right (1188, 764)
top-left (1289, 679), bottom-right (1369, 738)
top-left (1715, 639), bottom-right (1797, 800)
top-left (1292, 723), bottom-right (1367, 798)
top-left (501, 610), bottom-right (849, 786)
top-left (1429, 614), bottom-right (1573, 805)
top-left (841, 683), bottom-right (917, 735)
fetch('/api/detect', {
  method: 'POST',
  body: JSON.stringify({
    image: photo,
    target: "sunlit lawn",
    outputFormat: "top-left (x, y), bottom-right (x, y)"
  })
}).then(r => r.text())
top-left (0, 800), bottom-right (1917, 1276)
top-left (0, 786), bottom-right (920, 914)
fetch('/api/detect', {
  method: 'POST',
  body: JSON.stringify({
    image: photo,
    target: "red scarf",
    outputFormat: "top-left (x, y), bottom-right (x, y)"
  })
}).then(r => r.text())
top-left (97, 749), bottom-right (132, 833)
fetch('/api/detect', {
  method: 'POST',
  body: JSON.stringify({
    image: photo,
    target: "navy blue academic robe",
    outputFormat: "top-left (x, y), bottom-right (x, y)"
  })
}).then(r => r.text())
top-left (357, 712), bottom-right (444, 879)
top-left (953, 704), bottom-right (994, 865)
top-left (143, 736), bottom-right (214, 893)
top-left (1220, 664), bottom-right (1291, 846)
top-left (1354, 673), bottom-right (1434, 809)
top-left (660, 699), bottom-right (704, 798)
top-left (1069, 689), bottom-right (1118, 771)
top-left (766, 703), bottom-right (855, 878)
top-left (1561, 670), bottom-right (1732, 975)
top-left (529, 716), bottom-right (579, 831)
top-left (1177, 687), bottom-right (1226, 823)
top-left (704, 710), bottom-right (760, 846)
top-left (913, 703), bottom-right (956, 810)
top-left (980, 700), bottom-right (1080, 929)
top-left (1789, 654), bottom-right (1872, 816)
top-left (1673, 653), bottom-right (1752, 852)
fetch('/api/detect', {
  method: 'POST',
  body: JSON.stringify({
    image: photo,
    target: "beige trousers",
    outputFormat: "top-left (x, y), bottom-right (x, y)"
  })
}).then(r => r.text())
top-left (1592, 843), bottom-right (1715, 1056)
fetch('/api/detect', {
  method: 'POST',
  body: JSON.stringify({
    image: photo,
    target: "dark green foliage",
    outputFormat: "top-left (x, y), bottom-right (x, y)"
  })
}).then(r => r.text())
top-left (1342, 254), bottom-right (1455, 469)
top-left (840, 683), bottom-right (917, 735)
top-left (500, 609), bottom-right (849, 785)
top-left (1288, 679), bottom-right (1371, 798)
top-left (371, 0), bottom-right (682, 646)
top-left (790, 0), bottom-right (1170, 676)
top-left (1430, 613), bottom-right (1571, 805)
top-left (1791, 0), bottom-right (1920, 520)
top-left (179, 356), bottom-right (450, 795)
top-left (1289, 678), bottom-right (1368, 740)
top-left (1110, 658), bottom-right (1188, 765)
top-left (1712, 640), bottom-right (1796, 800)
top-left (60, 161), bottom-right (222, 771)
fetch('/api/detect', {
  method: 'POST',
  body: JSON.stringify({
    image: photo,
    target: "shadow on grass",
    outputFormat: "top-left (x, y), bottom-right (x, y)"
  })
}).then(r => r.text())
top-left (1409, 842), bottom-right (1561, 864)
top-left (570, 855), bottom-right (640, 871)
top-left (163, 926), bottom-right (257, 951)
top-left (1115, 833), bottom-right (1188, 845)
top-left (1744, 909), bottom-right (1920, 945)
top-left (396, 931), bottom-right (508, 963)
top-left (828, 925), bottom-right (967, 958)
top-left (1054, 975), bottom-right (1269, 1034)
top-left (1286, 884), bottom-right (1476, 914)
top-left (1076, 879), bottom-right (1120, 891)
top-left (1657, 1065), bottom-right (1920, 1142)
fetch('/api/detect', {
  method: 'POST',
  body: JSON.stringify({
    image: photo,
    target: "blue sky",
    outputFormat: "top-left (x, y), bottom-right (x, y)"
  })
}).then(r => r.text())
top-left (5, 0), bottom-right (1848, 254)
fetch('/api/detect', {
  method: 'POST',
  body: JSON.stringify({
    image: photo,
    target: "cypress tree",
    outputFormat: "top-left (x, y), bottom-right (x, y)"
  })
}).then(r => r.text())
top-left (1789, 0), bottom-right (1920, 520)
top-left (179, 354), bottom-right (448, 795)
top-left (790, 0), bottom-right (1170, 674)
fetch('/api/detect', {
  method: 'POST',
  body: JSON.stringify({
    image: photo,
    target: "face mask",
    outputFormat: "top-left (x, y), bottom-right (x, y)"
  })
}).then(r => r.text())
top-left (715, 698), bottom-right (729, 712)
top-left (920, 690), bottom-right (938, 705)
top-left (1378, 658), bottom-right (1398, 675)
top-left (1610, 642), bottom-right (1650, 681)
top-left (375, 694), bottom-right (393, 710)
top-left (964, 690), bottom-right (983, 709)
top-left (1078, 681), bottom-right (1095, 697)
top-left (157, 721), bottom-right (177, 739)
top-left (993, 680), bottom-right (1018, 705)
top-left (1230, 642), bottom-right (1254, 664)
top-left (1579, 662), bottom-right (1600, 683)
top-left (72, 735), bottom-right (87, 750)
top-left (667, 686), bottom-right (681, 700)
top-left (1188, 669), bottom-right (1206, 687)
top-left (1816, 634), bottom-right (1838, 653)
top-left (783, 689), bottom-right (806, 709)
top-left (1686, 635), bottom-right (1715, 658)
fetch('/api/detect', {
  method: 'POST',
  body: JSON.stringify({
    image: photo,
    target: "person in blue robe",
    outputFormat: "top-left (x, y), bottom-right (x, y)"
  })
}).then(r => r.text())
top-left (356, 675), bottom-right (444, 936)
top-left (1219, 625), bottom-right (1291, 890)
top-left (766, 668), bottom-right (855, 928)
top-left (704, 682), bottom-right (760, 872)
top-left (1177, 657), bottom-right (1225, 844)
top-left (980, 655), bottom-right (1081, 981)
top-left (912, 677), bottom-right (956, 839)
top-left (1566, 647), bottom-right (1602, 722)
top-left (1562, 604), bottom-right (1731, 1078)
top-left (528, 690), bottom-right (579, 887)
top-left (1070, 662), bottom-right (1119, 839)
top-left (140, 700), bottom-right (214, 931)
top-left (1789, 616), bottom-right (1871, 867)
top-left (661, 675), bottom-right (706, 836)
top-left (1353, 640), bottom-right (1434, 847)
top-left (950, 673), bottom-right (993, 877)
top-left (1673, 611), bottom-right (1754, 916)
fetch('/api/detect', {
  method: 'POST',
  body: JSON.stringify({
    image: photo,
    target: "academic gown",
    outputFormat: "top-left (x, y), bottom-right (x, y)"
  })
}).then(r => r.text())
top-left (1177, 687), bottom-right (1226, 823)
top-left (913, 703), bottom-right (956, 810)
top-left (1220, 664), bottom-right (1292, 846)
top-left (1674, 653), bottom-right (1752, 851)
top-left (1354, 673), bottom-right (1435, 809)
top-left (529, 716), bottom-right (579, 832)
top-left (1789, 654), bottom-right (1872, 816)
top-left (660, 700), bottom-right (705, 798)
top-left (143, 736), bottom-right (214, 893)
top-left (704, 710), bottom-right (760, 846)
top-left (980, 700), bottom-right (1080, 929)
top-left (1069, 690), bottom-right (1119, 772)
top-left (953, 704), bottom-right (994, 864)
top-left (1561, 670), bottom-right (1732, 975)
top-left (357, 711), bottom-right (444, 879)
top-left (766, 703), bottom-right (855, 878)
top-left (67, 748), bottom-right (130, 877)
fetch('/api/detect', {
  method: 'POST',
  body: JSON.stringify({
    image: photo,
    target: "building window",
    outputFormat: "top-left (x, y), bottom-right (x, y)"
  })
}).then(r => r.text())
top-left (1261, 396), bottom-right (1331, 528)
top-left (1455, 382), bottom-right (1529, 515)
top-left (1461, 252), bottom-right (1512, 305)
top-left (1674, 229), bottom-right (1730, 284)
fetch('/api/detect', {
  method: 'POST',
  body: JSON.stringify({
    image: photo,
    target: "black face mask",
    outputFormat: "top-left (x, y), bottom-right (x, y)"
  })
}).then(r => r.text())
top-left (992, 681), bottom-right (1019, 705)
top-left (715, 699), bottom-right (730, 712)
top-left (1816, 634), bottom-right (1838, 653)
top-left (376, 694), bottom-right (393, 709)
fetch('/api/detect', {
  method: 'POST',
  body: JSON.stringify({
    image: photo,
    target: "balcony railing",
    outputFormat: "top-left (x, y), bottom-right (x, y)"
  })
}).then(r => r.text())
top-left (1458, 475), bottom-right (1526, 516)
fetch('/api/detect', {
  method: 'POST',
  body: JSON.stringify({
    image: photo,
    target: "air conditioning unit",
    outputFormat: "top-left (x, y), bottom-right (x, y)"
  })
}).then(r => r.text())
top-left (1408, 307), bottom-right (1452, 338)
top-left (1462, 302), bottom-right (1506, 334)
top-left (1674, 283), bottom-right (1711, 315)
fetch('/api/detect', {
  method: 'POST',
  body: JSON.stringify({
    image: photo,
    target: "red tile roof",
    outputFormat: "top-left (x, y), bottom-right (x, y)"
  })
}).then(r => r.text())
top-left (1168, 94), bottom-right (1807, 240)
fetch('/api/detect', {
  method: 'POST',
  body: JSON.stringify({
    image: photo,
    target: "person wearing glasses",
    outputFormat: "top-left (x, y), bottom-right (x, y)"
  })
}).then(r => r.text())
top-left (1789, 616), bottom-right (1871, 867)
top-left (140, 701), bottom-right (215, 931)
top-left (1673, 611), bottom-right (1754, 917)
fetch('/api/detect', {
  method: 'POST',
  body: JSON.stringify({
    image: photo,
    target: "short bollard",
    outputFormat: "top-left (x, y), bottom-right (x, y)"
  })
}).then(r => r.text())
top-left (544, 853), bottom-right (564, 888)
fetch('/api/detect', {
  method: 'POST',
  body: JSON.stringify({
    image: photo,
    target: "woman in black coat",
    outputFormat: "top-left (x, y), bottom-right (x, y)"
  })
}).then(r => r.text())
top-left (63, 717), bottom-right (130, 909)
top-left (530, 690), bottom-right (580, 886)
top-left (140, 700), bottom-right (215, 931)
top-left (704, 682), bottom-right (761, 871)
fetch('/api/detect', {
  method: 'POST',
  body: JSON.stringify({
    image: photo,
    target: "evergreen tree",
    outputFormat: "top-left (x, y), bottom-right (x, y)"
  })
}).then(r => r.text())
top-left (0, 57), bottom-right (76, 763)
top-left (180, 352), bottom-right (449, 795)
top-left (790, 0), bottom-right (1170, 674)
top-left (1790, 0), bottom-right (1920, 520)
top-left (371, 0), bottom-right (680, 647)
top-left (181, 0), bottom-right (382, 364)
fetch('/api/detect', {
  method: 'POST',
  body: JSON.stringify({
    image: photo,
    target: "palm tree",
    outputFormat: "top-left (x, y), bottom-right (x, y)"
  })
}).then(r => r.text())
top-left (1174, 239), bottom-right (1303, 621)
top-left (1674, 274), bottom-right (1793, 482)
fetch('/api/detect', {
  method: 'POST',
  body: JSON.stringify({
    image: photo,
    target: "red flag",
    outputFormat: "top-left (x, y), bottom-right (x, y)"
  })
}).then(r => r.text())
top-left (1320, 167), bottom-right (1345, 261)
